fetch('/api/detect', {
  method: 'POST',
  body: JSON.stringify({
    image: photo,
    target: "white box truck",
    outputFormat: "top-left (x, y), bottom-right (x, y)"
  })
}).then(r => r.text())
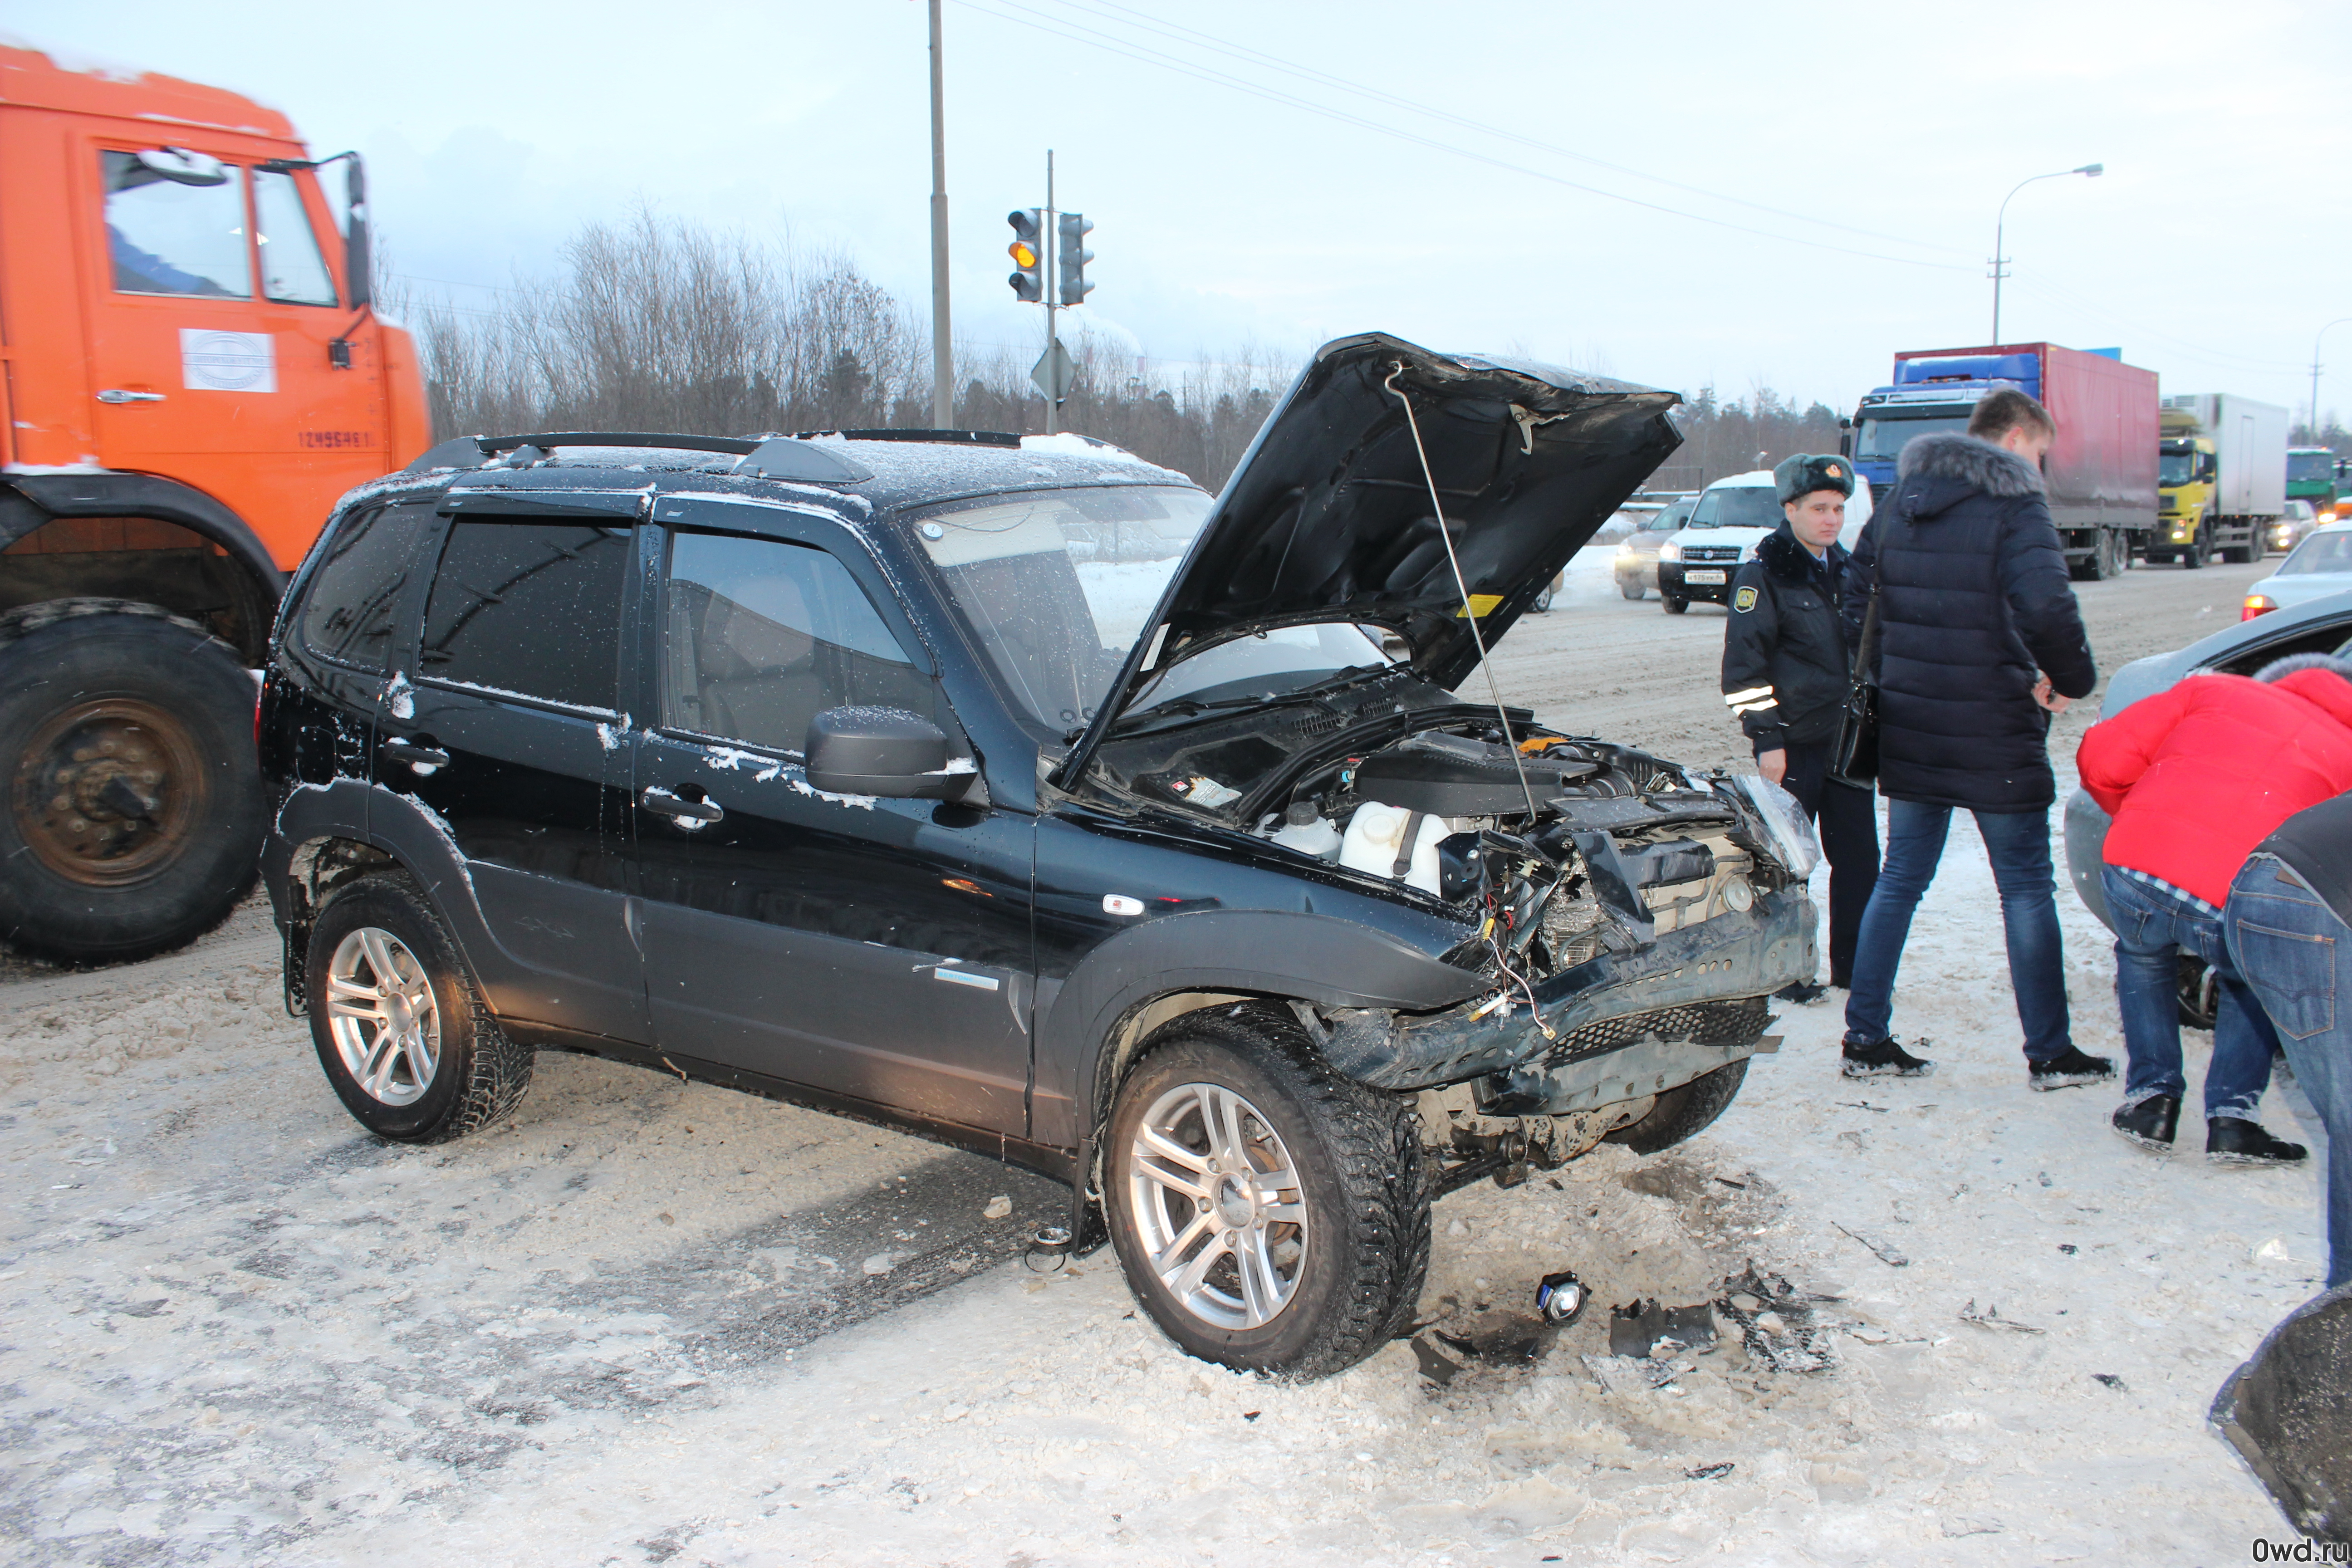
top-left (2155, 393), bottom-right (2289, 565)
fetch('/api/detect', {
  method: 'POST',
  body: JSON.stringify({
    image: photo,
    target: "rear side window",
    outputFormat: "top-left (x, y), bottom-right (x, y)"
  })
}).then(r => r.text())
top-left (662, 531), bottom-right (932, 754)
top-left (102, 150), bottom-right (251, 299)
top-left (295, 503), bottom-right (433, 670)
top-left (421, 520), bottom-right (630, 712)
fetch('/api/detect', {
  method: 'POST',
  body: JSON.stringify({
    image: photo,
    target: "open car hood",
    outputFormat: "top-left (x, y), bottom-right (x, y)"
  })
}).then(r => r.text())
top-left (1057, 334), bottom-right (1681, 786)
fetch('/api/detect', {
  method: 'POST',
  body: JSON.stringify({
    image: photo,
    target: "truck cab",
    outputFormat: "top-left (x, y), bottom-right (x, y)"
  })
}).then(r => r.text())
top-left (2156, 409), bottom-right (2220, 564)
top-left (0, 44), bottom-right (426, 964)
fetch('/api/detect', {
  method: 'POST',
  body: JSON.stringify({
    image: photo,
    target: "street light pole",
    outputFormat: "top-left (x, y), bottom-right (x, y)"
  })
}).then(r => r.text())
top-left (927, 0), bottom-right (953, 430)
top-left (2311, 318), bottom-right (2352, 440)
top-left (1990, 162), bottom-right (2102, 345)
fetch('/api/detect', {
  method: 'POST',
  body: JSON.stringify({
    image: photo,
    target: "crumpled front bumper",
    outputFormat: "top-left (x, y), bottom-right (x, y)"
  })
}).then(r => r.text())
top-left (1316, 887), bottom-right (1816, 1100)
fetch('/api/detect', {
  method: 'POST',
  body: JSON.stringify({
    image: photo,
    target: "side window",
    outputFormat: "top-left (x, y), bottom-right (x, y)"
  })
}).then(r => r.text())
top-left (101, 150), bottom-right (251, 299)
top-left (663, 531), bottom-right (931, 754)
top-left (296, 502), bottom-right (434, 670)
top-left (421, 520), bottom-right (630, 711)
top-left (252, 169), bottom-right (337, 306)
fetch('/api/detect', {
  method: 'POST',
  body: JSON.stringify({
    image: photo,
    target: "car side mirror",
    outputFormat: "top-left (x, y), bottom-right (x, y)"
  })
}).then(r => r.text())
top-left (805, 707), bottom-right (966, 799)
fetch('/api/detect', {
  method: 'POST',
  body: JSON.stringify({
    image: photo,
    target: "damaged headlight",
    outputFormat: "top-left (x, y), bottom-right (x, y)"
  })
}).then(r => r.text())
top-left (1726, 774), bottom-right (1821, 880)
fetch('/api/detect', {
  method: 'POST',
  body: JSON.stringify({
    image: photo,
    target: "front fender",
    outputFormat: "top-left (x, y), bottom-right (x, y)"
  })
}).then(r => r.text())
top-left (1032, 907), bottom-right (1487, 1147)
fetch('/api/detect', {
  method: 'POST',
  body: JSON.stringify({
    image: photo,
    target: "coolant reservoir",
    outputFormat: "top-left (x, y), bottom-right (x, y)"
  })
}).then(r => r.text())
top-left (1339, 801), bottom-right (1449, 895)
top-left (1269, 815), bottom-right (1343, 858)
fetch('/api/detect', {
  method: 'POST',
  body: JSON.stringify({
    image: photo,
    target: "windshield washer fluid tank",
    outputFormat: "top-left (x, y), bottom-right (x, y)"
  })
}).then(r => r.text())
top-left (1339, 801), bottom-right (1450, 896)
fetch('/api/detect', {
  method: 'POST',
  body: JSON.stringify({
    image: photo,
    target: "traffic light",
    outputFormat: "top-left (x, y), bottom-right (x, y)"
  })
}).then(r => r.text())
top-left (1056, 212), bottom-right (1095, 306)
top-left (1006, 209), bottom-right (1044, 303)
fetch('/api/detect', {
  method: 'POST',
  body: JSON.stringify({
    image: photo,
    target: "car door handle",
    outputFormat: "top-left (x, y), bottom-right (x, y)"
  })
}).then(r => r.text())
top-left (641, 785), bottom-right (722, 823)
top-left (97, 389), bottom-right (167, 404)
top-left (382, 736), bottom-right (451, 770)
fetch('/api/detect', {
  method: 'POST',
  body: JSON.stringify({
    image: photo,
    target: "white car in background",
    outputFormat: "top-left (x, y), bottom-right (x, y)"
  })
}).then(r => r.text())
top-left (1653, 468), bottom-right (1873, 614)
top-left (2240, 519), bottom-right (2352, 621)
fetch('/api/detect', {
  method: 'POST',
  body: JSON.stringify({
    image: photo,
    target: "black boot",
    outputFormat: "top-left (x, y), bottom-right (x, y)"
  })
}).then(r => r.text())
top-left (2029, 1046), bottom-right (2117, 1092)
top-left (2111, 1094), bottom-right (2180, 1152)
top-left (2206, 1118), bottom-right (2310, 1166)
top-left (1841, 1035), bottom-right (1934, 1078)
top-left (1775, 980), bottom-right (1828, 1005)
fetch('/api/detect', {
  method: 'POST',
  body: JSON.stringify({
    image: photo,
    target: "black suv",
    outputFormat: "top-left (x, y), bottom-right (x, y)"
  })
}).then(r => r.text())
top-left (260, 335), bottom-right (1818, 1379)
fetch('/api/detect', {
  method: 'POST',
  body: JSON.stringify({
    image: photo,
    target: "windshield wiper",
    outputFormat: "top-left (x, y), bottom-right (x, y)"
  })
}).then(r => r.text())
top-left (1112, 663), bottom-right (1397, 735)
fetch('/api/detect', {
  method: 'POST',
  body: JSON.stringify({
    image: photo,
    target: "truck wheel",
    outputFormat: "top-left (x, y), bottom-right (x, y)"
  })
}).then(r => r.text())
top-left (1604, 1057), bottom-right (1750, 1155)
top-left (1104, 1007), bottom-right (1430, 1380)
top-left (2183, 523), bottom-right (2209, 568)
top-left (1662, 595), bottom-right (1689, 615)
top-left (306, 871), bottom-right (533, 1142)
top-left (0, 603), bottom-right (266, 965)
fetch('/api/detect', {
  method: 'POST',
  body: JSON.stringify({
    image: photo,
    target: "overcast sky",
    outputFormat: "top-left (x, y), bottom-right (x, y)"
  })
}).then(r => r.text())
top-left (10, 0), bottom-right (2348, 423)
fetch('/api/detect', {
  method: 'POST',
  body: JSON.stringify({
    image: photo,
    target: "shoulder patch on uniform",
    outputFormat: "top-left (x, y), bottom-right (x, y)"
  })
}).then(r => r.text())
top-left (1733, 585), bottom-right (1758, 612)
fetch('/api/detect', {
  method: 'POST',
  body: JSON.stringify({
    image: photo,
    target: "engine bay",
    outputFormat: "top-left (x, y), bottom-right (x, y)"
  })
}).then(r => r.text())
top-left (1087, 680), bottom-right (1817, 1001)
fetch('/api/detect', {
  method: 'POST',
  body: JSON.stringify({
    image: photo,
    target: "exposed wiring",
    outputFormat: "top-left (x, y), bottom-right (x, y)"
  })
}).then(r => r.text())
top-left (1382, 361), bottom-right (1542, 820)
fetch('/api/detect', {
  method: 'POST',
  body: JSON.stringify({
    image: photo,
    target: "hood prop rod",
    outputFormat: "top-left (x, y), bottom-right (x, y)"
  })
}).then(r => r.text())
top-left (1383, 362), bottom-right (1542, 821)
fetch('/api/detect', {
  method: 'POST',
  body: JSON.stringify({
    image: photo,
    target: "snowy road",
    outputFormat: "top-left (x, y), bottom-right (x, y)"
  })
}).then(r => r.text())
top-left (2, 553), bottom-right (2327, 1565)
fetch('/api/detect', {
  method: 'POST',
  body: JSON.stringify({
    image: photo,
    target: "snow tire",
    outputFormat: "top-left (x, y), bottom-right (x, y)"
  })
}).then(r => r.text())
top-left (305, 871), bottom-right (533, 1142)
top-left (1604, 1056), bottom-right (1750, 1155)
top-left (1104, 1005), bottom-right (1430, 1381)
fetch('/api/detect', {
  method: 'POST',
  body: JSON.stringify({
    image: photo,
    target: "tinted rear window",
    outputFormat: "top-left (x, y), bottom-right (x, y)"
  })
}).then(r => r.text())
top-left (421, 520), bottom-right (630, 711)
top-left (296, 502), bottom-right (433, 670)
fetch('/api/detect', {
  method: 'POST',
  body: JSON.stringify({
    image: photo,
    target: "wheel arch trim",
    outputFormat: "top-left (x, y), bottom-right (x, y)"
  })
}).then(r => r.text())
top-left (1031, 907), bottom-right (1487, 1149)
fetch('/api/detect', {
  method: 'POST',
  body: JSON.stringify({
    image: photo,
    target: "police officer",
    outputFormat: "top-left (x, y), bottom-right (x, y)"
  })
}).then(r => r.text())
top-left (1721, 453), bottom-right (1880, 1001)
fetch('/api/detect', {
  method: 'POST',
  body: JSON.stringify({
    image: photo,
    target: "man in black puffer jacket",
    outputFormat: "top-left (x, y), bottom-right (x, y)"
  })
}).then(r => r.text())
top-left (1835, 387), bottom-right (2110, 1087)
top-left (1722, 454), bottom-right (1878, 1000)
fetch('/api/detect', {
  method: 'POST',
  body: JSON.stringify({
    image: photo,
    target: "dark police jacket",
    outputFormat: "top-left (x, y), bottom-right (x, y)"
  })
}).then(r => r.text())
top-left (1721, 525), bottom-right (1851, 756)
top-left (1840, 431), bottom-right (2095, 813)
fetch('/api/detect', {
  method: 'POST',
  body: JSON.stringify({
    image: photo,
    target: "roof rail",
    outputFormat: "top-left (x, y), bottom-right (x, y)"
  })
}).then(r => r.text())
top-left (405, 431), bottom-right (759, 473)
top-left (802, 428), bottom-right (1023, 448)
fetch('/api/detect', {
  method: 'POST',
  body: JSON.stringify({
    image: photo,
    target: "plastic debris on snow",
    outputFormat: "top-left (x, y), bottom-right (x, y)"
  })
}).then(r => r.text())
top-left (1608, 1298), bottom-right (1719, 1357)
top-left (1716, 1265), bottom-right (1841, 1373)
top-left (1583, 1351), bottom-right (1695, 1396)
top-left (1959, 1299), bottom-right (2045, 1334)
top-left (1834, 1222), bottom-right (1911, 1267)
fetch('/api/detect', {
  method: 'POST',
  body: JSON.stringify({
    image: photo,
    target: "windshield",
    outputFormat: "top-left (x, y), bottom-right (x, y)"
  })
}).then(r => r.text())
top-left (1857, 414), bottom-right (1970, 464)
top-left (2289, 451), bottom-right (2336, 485)
top-left (910, 484), bottom-right (1213, 737)
top-left (1650, 501), bottom-right (1693, 531)
top-left (2160, 448), bottom-right (2200, 486)
top-left (1687, 486), bottom-right (1781, 530)
top-left (1123, 622), bottom-right (1393, 724)
top-left (2277, 530), bottom-right (2352, 577)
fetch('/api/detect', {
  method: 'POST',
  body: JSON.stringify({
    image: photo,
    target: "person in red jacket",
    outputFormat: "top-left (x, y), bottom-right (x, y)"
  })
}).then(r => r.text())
top-left (2077, 654), bottom-right (2352, 1161)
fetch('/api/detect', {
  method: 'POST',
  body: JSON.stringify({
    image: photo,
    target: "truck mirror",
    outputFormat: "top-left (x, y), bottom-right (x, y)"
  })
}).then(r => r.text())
top-left (343, 156), bottom-right (372, 309)
top-left (134, 147), bottom-right (229, 187)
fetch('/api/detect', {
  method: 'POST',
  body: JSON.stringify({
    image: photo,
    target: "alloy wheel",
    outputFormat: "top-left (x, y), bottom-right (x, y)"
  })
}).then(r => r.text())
top-left (1126, 1082), bottom-right (1309, 1330)
top-left (325, 926), bottom-right (441, 1106)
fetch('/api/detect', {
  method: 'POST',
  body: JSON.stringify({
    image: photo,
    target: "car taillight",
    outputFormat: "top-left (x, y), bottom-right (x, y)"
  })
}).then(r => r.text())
top-left (2242, 594), bottom-right (2277, 621)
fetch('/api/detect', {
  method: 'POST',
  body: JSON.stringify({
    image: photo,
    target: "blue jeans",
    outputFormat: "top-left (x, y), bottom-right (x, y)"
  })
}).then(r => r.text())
top-left (2102, 865), bottom-right (2278, 1117)
top-left (1843, 799), bottom-right (2072, 1060)
top-left (2225, 856), bottom-right (2350, 1289)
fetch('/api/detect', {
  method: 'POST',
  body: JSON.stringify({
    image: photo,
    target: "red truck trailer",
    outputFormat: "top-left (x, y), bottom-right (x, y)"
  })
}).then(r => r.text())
top-left (1851, 343), bottom-right (2160, 580)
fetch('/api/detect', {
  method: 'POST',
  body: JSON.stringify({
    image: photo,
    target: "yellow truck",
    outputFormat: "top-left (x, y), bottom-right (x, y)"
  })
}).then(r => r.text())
top-left (2154, 393), bottom-right (2288, 567)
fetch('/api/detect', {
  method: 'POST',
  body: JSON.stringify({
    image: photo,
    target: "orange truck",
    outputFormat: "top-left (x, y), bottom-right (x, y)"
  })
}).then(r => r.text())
top-left (0, 44), bottom-right (426, 963)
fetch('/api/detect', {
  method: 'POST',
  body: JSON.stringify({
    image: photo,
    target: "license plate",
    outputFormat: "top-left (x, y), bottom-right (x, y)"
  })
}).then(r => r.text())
top-left (1685, 569), bottom-right (1727, 585)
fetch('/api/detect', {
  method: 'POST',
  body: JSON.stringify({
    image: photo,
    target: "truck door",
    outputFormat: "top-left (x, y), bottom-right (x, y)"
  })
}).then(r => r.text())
top-left (80, 141), bottom-right (378, 564)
